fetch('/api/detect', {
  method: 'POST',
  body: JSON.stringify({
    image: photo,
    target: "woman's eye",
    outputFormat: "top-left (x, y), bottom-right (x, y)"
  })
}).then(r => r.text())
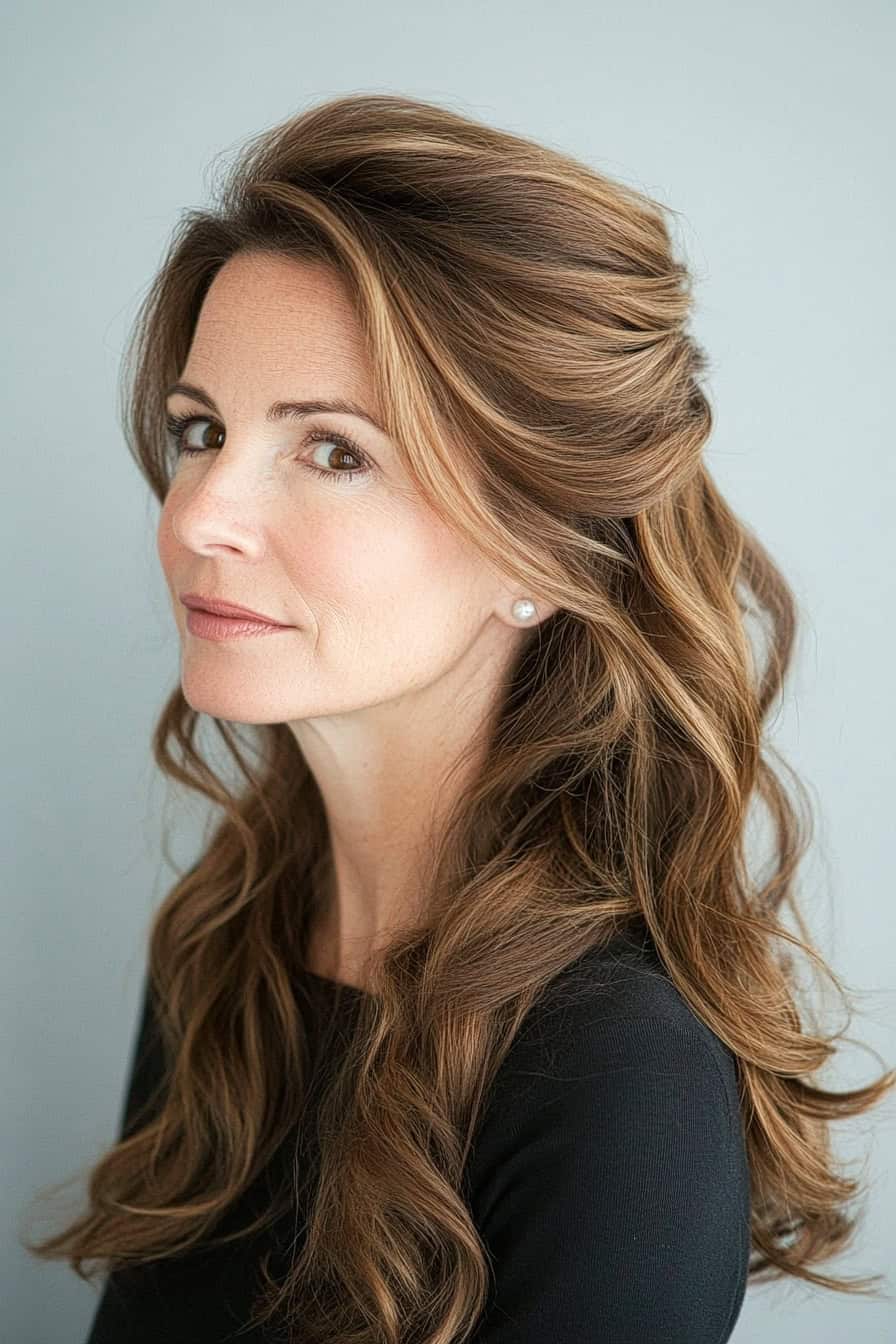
top-left (166, 414), bottom-right (222, 456)
top-left (305, 433), bottom-right (367, 482)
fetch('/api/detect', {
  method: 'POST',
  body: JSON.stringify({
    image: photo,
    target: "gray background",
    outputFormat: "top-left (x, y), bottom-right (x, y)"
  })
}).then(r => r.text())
top-left (3, 2), bottom-right (894, 1340)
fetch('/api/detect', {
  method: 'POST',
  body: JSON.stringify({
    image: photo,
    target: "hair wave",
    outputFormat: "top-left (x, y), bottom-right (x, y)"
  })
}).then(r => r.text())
top-left (22, 92), bottom-right (895, 1342)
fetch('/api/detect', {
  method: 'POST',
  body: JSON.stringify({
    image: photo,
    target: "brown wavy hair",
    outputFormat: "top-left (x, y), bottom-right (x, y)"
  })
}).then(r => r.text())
top-left (21, 92), bottom-right (895, 1341)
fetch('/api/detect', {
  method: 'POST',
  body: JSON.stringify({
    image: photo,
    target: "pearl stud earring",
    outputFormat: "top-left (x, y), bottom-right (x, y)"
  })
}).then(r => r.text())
top-left (512, 598), bottom-right (536, 622)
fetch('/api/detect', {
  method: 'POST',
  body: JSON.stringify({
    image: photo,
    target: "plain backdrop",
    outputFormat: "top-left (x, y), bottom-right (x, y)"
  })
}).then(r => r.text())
top-left (3, 2), bottom-right (894, 1341)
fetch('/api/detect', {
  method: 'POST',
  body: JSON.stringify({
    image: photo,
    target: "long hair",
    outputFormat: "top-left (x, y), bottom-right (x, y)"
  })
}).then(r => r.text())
top-left (21, 92), bottom-right (895, 1342)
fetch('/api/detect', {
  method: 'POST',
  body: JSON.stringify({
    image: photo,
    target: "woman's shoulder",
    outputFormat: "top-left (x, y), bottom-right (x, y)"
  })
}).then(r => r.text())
top-left (470, 923), bottom-right (745, 1163)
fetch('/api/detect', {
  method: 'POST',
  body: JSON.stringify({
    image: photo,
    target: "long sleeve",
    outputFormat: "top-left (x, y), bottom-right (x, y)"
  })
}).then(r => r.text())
top-left (115, 973), bottom-right (166, 1141)
top-left (466, 1013), bottom-right (751, 1344)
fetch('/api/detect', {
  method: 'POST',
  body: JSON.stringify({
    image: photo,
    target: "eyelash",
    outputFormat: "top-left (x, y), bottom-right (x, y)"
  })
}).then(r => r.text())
top-left (164, 412), bottom-right (372, 486)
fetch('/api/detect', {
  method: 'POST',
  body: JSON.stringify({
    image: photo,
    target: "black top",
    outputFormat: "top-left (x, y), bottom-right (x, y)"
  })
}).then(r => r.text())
top-left (85, 928), bottom-right (750, 1343)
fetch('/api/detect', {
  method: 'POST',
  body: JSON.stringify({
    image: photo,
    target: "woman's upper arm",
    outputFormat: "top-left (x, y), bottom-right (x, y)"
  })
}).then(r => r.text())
top-left (467, 1015), bottom-right (751, 1344)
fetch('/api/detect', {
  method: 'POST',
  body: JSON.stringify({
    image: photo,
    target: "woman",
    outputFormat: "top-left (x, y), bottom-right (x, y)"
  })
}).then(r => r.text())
top-left (23, 92), bottom-right (894, 1343)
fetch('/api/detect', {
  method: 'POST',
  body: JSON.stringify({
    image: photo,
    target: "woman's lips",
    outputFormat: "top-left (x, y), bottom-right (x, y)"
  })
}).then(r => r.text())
top-left (180, 593), bottom-right (290, 625)
top-left (184, 608), bottom-right (294, 641)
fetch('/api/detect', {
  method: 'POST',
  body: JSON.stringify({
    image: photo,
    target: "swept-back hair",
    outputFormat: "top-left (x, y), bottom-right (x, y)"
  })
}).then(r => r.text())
top-left (22, 93), bottom-right (894, 1342)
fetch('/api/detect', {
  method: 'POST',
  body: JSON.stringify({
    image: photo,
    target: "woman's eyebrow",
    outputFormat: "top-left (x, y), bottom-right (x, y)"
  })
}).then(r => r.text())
top-left (164, 381), bottom-right (386, 434)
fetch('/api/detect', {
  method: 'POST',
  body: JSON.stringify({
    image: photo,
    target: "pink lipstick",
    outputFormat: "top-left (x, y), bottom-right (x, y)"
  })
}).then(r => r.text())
top-left (184, 609), bottom-right (293, 640)
top-left (180, 593), bottom-right (293, 642)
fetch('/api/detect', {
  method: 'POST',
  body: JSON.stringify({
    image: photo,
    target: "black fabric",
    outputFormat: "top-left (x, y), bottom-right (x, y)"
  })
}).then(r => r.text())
top-left (85, 930), bottom-right (750, 1342)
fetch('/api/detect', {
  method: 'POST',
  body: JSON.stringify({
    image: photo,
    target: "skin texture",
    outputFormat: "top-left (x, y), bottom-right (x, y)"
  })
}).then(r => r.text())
top-left (157, 251), bottom-right (556, 989)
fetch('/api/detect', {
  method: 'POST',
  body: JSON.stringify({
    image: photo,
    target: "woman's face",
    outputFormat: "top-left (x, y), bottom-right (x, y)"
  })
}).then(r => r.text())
top-left (157, 250), bottom-right (541, 732)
